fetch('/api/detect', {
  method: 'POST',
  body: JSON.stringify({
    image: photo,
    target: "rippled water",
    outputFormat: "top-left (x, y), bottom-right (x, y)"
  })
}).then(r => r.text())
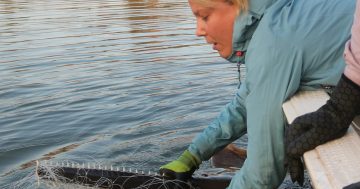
top-left (0, 1), bottom-right (314, 188)
top-left (0, 0), bottom-right (240, 187)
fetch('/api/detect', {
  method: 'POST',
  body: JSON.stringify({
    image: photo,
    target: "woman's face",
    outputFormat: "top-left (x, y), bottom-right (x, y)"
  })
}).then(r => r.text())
top-left (188, 0), bottom-right (238, 58)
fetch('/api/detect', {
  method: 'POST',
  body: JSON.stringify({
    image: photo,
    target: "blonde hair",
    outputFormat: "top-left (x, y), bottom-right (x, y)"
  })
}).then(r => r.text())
top-left (228, 0), bottom-right (248, 12)
top-left (193, 0), bottom-right (248, 12)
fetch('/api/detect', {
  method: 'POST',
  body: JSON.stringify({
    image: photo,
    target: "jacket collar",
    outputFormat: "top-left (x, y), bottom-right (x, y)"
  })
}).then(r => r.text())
top-left (226, 0), bottom-right (277, 63)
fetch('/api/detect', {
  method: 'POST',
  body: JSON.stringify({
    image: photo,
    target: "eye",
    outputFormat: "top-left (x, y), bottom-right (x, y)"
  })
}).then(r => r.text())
top-left (201, 15), bottom-right (209, 21)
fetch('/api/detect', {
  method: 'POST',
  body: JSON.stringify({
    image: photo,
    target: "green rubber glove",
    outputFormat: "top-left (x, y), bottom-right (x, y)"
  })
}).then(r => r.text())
top-left (159, 150), bottom-right (201, 181)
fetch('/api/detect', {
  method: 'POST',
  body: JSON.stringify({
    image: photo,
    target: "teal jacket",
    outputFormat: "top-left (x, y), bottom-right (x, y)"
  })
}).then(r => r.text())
top-left (188, 0), bottom-right (355, 188)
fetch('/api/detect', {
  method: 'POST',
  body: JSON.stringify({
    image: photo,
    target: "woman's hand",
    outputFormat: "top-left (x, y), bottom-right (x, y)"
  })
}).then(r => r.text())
top-left (285, 75), bottom-right (360, 185)
top-left (159, 150), bottom-right (201, 181)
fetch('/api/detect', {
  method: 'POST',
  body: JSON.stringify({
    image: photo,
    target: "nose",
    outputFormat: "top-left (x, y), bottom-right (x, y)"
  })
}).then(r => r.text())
top-left (195, 19), bottom-right (206, 37)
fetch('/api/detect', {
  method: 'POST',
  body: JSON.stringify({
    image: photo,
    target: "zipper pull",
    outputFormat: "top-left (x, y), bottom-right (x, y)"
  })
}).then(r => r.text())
top-left (236, 51), bottom-right (244, 83)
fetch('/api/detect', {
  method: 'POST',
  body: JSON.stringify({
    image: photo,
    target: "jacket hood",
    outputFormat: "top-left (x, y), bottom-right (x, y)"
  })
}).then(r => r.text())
top-left (227, 0), bottom-right (277, 63)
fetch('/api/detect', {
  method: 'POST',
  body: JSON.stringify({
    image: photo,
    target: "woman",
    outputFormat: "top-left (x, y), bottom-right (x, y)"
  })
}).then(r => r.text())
top-left (160, 0), bottom-right (356, 188)
top-left (285, 0), bottom-right (360, 186)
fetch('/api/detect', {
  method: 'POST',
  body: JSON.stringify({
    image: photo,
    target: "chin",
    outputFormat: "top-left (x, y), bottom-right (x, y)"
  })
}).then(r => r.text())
top-left (218, 51), bottom-right (230, 59)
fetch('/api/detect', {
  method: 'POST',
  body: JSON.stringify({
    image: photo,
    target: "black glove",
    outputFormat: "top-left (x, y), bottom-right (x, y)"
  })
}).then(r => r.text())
top-left (285, 75), bottom-right (360, 186)
top-left (344, 182), bottom-right (360, 189)
top-left (285, 157), bottom-right (304, 186)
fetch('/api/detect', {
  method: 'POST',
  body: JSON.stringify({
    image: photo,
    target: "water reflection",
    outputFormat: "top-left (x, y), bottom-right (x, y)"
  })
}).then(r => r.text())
top-left (126, 0), bottom-right (159, 8)
top-left (0, 0), bottom-right (234, 188)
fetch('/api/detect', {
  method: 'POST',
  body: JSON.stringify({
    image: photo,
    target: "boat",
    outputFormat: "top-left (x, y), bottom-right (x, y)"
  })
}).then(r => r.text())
top-left (36, 90), bottom-right (360, 189)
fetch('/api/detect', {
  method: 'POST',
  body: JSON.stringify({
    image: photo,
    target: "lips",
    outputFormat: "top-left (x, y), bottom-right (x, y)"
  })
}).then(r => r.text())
top-left (212, 43), bottom-right (218, 50)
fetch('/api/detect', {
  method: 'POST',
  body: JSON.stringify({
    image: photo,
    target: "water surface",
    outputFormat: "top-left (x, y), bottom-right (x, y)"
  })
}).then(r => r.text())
top-left (0, 0), bottom-right (239, 187)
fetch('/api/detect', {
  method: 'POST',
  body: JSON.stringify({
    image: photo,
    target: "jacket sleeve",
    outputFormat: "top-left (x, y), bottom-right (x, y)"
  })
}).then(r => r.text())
top-left (344, 0), bottom-right (360, 85)
top-left (188, 82), bottom-right (248, 161)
